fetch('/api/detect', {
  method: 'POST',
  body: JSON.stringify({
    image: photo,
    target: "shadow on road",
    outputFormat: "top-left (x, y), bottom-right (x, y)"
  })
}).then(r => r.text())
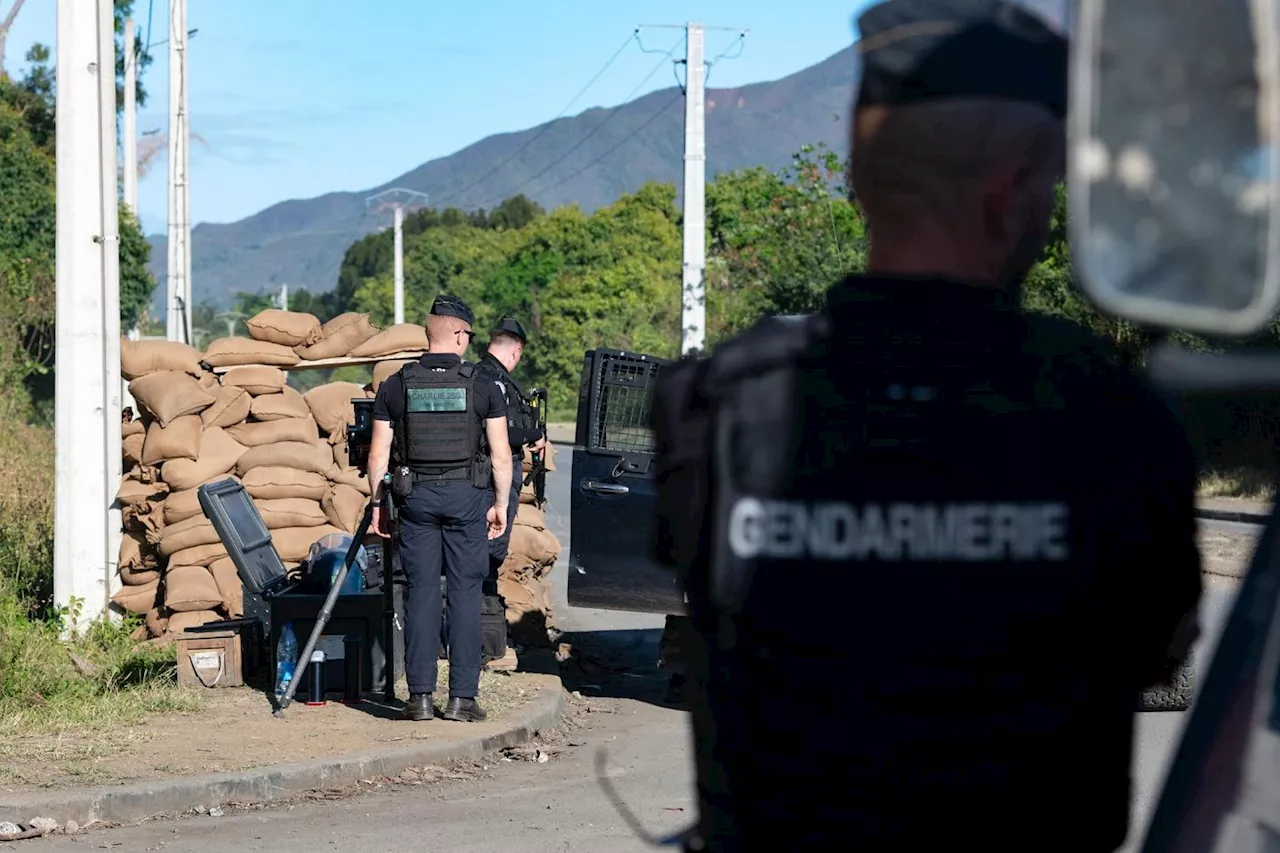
top-left (547, 628), bottom-right (679, 709)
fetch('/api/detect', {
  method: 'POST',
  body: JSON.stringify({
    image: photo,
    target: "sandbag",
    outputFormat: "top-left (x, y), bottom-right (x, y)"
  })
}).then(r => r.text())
top-left (371, 358), bottom-right (414, 393)
top-left (166, 542), bottom-right (228, 568)
top-left (226, 417), bottom-right (319, 447)
top-left (209, 557), bottom-right (244, 618)
top-left (119, 530), bottom-right (160, 574)
top-left (158, 512), bottom-right (222, 556)
top-left (120, 563), bottom-right (160, 586)
top-left (249, 386), bottom-right (309, 421)
top-left (167, 609), bottom-right (222, 633)
top-left (322, 484), bottom-right (365, 533)
top-left (201, 385), bottom-right (252, 429)
top-left (332, 435), bottom-right (351, 469)
top-left (116, 475), bottom-right (169, 507)
top-left (331, 466), bottom-right (372, 496)
top-left (302, 382), bottom-right (367, 435)
top-left (509, 525), bottom-right (558, 564)
top-left (122, 432), bottom-right (145, 467)
top-left (122, 418), bottom-right (145, 438)
top-left (112, 580), bottom-right (160, 615)
top-left (164, 474), bottom-right (238, 525)
top-left (204, 336), bottom-right (301, 368)
top-left (235, 441), bottom-right (333, 477)
top-left (519, 482), bottom-right (535, 505)
top-left (197, 370), bottom-right (220, 389)
top-left (145, 608), bottom-right (168, 638)
top-left (122, 500), bottom-right (165, 545)
top-left (257, 497), bottom-right (327, 529)
top-left (244, 309), bottom-right (322, 348)
top-left (295, 312), bottom-right (377, 360)
top-left (161, 426), bottom-right (249, 491)
top-left (120, 338), bottom-right (203, 379)
top-left (272, 524), bottom-right (345, 562)
top-left (141, 415), bottom-right (203, 465)
top-left (348, 323), bottom-right (428, 357)
top-left (164, 564), bottom-right (224, 612)
top-left (241, 466), bottom-right (329, 501)
top-left (128, 371), bottom-right (217, 428)
top-left (221, 365), bottom-right (287, 395)
top-left (515, 504), bottom-right (546, 530)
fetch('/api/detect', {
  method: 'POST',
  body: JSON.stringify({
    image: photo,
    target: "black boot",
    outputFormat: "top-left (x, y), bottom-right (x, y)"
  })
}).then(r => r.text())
top-left (401, 693), bottom-right (434, 721)
top-left (441, 697), bottom-right (487, 722)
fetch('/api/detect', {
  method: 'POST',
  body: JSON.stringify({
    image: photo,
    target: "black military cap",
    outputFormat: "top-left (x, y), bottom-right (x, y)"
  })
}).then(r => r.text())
top-left (491, 316), bottom-right (528, 343)
top-left (429, 294), bottom-right (474, 326)
top-left (855, 0), bottom-right (1068, 118)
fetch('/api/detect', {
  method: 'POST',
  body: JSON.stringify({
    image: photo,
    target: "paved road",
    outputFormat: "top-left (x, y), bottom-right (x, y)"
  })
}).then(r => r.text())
top-left (17, 462), bottom-right (1252, 852)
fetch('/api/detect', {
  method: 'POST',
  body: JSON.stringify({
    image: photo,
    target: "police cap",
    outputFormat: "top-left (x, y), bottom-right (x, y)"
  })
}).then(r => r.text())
top-left (491, 316), bottom-right (528, 344)
top-left (429, 294), bottom-right (474, 326)
top-left (855, 0), bottom-right (1068, 119)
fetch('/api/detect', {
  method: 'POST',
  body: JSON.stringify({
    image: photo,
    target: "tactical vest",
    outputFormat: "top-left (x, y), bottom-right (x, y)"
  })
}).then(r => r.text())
top-left (399, 360), bottom-right (490, 486)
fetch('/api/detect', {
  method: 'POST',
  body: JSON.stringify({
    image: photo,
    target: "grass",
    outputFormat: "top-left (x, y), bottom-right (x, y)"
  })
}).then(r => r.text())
top-left (1198, 468), bottom-right (1276, 502)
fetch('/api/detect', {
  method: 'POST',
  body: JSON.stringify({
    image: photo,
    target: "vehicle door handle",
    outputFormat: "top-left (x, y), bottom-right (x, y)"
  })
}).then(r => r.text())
top-left (583, 480), bottom-right (629, 495)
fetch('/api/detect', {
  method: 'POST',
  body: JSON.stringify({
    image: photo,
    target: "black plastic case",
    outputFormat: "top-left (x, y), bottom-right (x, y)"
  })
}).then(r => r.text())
top-left (197, 478), bottom-right (292, 597)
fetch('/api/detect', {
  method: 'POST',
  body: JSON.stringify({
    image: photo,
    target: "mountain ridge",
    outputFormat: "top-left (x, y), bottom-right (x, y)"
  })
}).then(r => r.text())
top-left (145, 45), bottom-right (859, 310)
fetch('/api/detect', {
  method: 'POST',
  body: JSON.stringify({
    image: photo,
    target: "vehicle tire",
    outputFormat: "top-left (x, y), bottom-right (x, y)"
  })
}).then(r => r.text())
top-left (1137, 660), bottom-right (1196, 712)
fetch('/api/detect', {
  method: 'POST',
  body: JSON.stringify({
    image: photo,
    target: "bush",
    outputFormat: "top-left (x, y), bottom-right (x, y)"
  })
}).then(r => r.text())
top-left (0, 421), bottom-right (54, 610)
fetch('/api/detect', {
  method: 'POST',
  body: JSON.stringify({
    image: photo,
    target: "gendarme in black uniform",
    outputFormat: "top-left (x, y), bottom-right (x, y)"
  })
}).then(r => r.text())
top-left (648, 3), bottom-right (1204, 851)
top-left (476, 317), bottom-right (544, 577)
top-left (373, 296), bottom-right (506, 722)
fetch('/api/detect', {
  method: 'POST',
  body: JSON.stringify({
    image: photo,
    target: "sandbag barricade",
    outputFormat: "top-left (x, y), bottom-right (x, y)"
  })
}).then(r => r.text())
top-left (496, 444), bottom-right (562, 647)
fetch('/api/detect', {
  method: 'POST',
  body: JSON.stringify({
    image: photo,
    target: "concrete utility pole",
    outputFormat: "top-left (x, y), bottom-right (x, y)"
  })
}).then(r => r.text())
top-left (122, 18), bottom-right (138, 213)
top-left (166, 0), bottom-right (192, 344)
top-left (54, 0), bottom-right (120, 628)
top-left (366, 188), bottom-right (429, 325)
top-left (279, 282), bottom-right (288, 311)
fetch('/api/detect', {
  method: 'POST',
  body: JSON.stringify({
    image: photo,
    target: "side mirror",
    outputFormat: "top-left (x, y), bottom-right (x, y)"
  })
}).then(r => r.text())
top-left (1068, 0), bottom-right (1280, 336)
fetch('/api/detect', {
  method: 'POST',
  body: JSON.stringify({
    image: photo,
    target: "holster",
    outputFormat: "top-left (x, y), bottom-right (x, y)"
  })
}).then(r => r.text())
top-left (391, 465), bottom-right (414, 499)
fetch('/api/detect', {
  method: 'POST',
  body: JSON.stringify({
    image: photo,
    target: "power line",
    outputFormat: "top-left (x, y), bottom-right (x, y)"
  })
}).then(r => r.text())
top-left (430, 32), bottom-right (637, 207)
top-left (473, 35), bottom-right (685, 209)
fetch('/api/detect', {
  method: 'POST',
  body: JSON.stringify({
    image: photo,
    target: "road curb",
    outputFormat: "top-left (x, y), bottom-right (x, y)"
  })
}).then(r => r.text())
top-left (1196, 506), bottom-right (1271, 525)
top-left (0, 677), bottom-right (565, 828)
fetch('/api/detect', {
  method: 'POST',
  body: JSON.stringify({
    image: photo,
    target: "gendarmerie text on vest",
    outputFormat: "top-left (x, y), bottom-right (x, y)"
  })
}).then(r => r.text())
top-left (726, 497), bottom-right (1070, 562)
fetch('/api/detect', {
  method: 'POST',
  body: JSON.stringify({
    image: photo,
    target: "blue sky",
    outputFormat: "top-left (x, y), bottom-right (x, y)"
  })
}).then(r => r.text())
top-left (7, 0), bottom-right (881, 234)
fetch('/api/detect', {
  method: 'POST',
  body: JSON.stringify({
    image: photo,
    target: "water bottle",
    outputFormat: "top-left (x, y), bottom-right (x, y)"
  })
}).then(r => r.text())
top-left (275, 621), bottom-right (298, 697)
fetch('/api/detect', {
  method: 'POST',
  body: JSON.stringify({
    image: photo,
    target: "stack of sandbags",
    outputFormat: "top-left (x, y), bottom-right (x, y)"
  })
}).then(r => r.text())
top-left (497, 442), bottom-right (561, 646)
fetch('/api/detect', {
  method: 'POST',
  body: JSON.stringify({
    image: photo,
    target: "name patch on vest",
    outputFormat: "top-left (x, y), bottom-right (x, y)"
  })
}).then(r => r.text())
top-left (406, 387), bottom-right (468, 413)
top-left (727, 498), bottom-right (1069, 562)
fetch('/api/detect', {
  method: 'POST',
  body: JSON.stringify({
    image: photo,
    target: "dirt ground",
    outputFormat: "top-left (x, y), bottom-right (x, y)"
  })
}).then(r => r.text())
top-left (0, 668), bottom-right (547, 792)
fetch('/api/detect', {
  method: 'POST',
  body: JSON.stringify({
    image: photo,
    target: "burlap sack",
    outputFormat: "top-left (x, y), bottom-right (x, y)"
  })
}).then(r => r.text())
top-left (258, 497), bottom-right (327, 529)
top-left (197, 370), bottom-right (220, 389)
top-left (122, 432), bottom-right (144, 467)
top-left (295, 312), bottom-right (377, 360)
top-left (204, 336), bottom-right (301, 368)
top-left (166, 542), bottom-right (228, 568)
top-left (235, 441), bottom-right (332, 477)
top-left (209, 557), bottom-right (243, 618)
top-left (120, 338), bottom-right (203, 379)
top-left (302, 382), bottom-right (367, 435)
top-left (244, 309), bottom-right (322, 348)
top-left (141, 415), bottom-right (203, 465)
top-left (273, 524), bottom-right (345, 562)
top-left (497, 575), bottom-right (556, 646)
top-left (122, 418), bottom-right (145, 437)
top-left (122, 500), bottom-right (165, 545)
top-left (164, 474), bottom-right (238, 525)
top-left (519, 480), bottom-right (535, 505)
top-left (348, 323), bottom-right (428, 357)
top-left (145, 608), bottom-right (168, 638)
top-left (167, 609), bottom-right (222, 633)
top-left (119, 530), bottom-right (160, 575)
top-left (515, 504), bottom-right (546, 530)
top-left (128, 371), bottom-right (217, 428)
top-left (226, 417), bottom-right (319, 447)
top-left (164, 564), bottom-right (223, 612)
top-left (120, 563), bottom-right (160, 586)
top-left (221, 365), bottom-right (287, 395)
top-left (112, 580), bottom-right (160, 615)
top-left (159, 511), bottom-right (225, 556)
top-left (510, 525), bottom-right (558, 564)
top-left (249, 386), bottom-right (310, 421)
top-left (322, 484), bottom-right (365, 533)
top-left (242, 466), bottom-right (329, 501)
top-left (331, 466), bottom-right (372, 496)
top-left (116, 475), bottom-right (169, 507)
top-left (371, 358), bottom-right (413, 393)
top-left (199, 385), bottom-right (250, 429)
top-left (162, 426), bottom-right (249, 491)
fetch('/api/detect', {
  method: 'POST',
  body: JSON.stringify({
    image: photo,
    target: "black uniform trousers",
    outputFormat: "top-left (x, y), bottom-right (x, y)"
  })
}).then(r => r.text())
top-left (397, 479), bottom-right (490, 698)
top-left (487, 468), bottom-right (522, 576)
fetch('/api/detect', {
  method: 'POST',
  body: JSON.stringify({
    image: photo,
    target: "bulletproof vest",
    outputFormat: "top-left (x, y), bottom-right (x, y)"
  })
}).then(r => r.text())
top-left (663, 307), bottom-right (1122, 850)
top-left (399, 360), bottom-right (482, 474)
